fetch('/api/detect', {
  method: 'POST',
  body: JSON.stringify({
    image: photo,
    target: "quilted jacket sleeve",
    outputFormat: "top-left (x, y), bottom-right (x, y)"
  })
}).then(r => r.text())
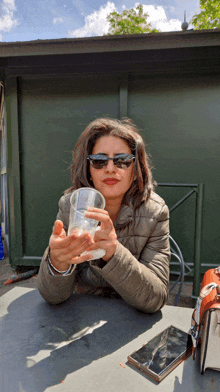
top-left (37, 195), bottom-right (78, 305)
top-left (37, 246), bottom-right (77, 305)
top-left (90, 203), bottom-right (170, 313)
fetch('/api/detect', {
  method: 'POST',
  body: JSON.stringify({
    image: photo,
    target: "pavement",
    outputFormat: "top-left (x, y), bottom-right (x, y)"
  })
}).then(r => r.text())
top-left (0, 238), bottom-right (195, 308)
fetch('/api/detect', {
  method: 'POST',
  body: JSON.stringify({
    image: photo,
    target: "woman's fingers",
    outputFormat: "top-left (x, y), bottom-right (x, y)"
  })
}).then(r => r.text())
top-left (53, 220), bottom-right (64, 235)
top-left (52, 234), bottom-right (93, 257)
top-left (86, 208), bottom-right (110, 221)
top-left (50, 220), bottom-right (67, 241)
top-left (69, 253), bottom-right (94, 264)
top-left (50, 207), bottom-right (116, 266)
top-left (49, 221), bottom-right (95, 265)
top-left (85, 208), bottom-right (117, 262)
top-left (85, 209), bottom-right (113, 231)
top-left (60, 238), bottom-right (95, 264)
top-left (51, 249), bottom-right (94, 269)
top-left (87, 207), bottom-right (109, 215)
top-left (65, 235), bottom-right (93, 256)
top-left (51, 230), bottom-right (91, 250)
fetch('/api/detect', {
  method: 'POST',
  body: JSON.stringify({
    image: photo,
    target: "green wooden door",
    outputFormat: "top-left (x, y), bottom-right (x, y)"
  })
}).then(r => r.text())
top-left (7, 75), bottom-right (120, 267)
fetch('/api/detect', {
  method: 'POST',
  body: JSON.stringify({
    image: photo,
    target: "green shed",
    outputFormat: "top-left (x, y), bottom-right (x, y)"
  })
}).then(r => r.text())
top-left (1, 29), bottom-right (220, 296)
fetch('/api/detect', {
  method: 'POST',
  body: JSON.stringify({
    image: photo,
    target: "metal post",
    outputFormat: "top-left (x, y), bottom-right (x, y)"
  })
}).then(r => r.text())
top-left (119, 76), bottom-right (128, 119)
top-left (192, 183), bottom-right (204, 298)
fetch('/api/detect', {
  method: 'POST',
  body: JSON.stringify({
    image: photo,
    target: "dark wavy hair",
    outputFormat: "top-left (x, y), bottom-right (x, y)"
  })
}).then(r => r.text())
top-left (65, 118), bottom-right (156, 209)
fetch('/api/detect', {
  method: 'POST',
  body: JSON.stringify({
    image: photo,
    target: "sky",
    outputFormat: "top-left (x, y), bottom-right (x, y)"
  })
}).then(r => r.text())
top-left (0, 0), bottom-right (201, 43)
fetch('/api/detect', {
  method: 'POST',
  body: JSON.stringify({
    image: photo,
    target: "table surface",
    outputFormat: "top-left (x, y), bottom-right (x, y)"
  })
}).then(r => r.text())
top-left (0, 287), bottom-right (219, 392)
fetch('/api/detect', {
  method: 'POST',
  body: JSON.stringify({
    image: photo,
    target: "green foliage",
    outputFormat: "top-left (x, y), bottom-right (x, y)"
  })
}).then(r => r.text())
top-left (191, 0), bottom-right (220, 29)
top-left (107, 4), bottom-right (159, 35)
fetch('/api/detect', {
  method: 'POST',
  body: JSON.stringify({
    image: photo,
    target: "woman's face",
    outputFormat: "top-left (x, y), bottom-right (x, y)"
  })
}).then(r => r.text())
top-left (89, 136), bottom-right (134, 204)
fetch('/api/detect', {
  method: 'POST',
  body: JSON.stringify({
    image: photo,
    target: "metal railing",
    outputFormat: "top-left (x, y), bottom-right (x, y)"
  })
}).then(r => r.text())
top-left (158, 183), bottom-right (204, 298)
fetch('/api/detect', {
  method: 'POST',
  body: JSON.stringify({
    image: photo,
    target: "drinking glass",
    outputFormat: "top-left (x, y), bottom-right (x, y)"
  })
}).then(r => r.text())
top-left (68, 187), bottom-right (106, 260)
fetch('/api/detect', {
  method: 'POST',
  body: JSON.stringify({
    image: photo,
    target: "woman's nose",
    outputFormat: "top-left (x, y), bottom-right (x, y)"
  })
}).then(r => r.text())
top-left (105, 159), bottom-right (116, 172)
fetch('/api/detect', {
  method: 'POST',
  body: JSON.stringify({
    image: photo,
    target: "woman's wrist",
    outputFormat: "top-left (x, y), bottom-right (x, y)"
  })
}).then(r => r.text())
top-left (48, 250), bottom-right (71, 275)
top-left (102, 248), bottom-right (116, 263)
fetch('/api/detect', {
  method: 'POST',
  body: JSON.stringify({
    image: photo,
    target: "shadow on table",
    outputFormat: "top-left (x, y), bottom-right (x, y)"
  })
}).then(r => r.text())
top-left (172, 348), bottom-right (220, 392)
top-left (1, 289), bottom-right (162, 392)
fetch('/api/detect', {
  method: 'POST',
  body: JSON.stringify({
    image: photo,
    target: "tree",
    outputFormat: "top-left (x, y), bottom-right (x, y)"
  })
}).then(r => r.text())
top-left (191, 0), bottom-right (220, 30)
top-left (107, 3), bottom-right (159, 35)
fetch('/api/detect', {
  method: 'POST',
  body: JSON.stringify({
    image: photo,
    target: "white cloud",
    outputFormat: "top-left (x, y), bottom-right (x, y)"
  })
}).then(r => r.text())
top-left (0, 0), bottom-right (18, 32)
top-left (141, 4), bottom-right (181, 32)
top-left (67, 2), bottom-right (182, 38)
top-left (53, 17), bottom-right (64, 24)
top-left (67, 1), bottom-right (116, 38)
top-left (3, 0), bottom-right (16, 11)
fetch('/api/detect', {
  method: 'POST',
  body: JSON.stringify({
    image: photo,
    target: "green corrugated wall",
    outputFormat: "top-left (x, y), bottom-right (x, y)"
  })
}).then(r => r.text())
top-left (6, 73), bottom-right (220, 277)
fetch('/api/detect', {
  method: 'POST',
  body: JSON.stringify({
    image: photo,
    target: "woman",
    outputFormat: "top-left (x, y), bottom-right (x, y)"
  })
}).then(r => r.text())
top-left (37, 118), bottom-right (170, 313)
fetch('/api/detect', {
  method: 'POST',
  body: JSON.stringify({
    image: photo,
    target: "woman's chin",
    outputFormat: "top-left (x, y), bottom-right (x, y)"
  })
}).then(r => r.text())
top-left (103, 192), bottom-right (124, 204)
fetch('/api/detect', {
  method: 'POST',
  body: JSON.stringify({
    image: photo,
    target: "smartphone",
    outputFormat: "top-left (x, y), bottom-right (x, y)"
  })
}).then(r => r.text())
top-left (127, 325), bottom-right (192, 382)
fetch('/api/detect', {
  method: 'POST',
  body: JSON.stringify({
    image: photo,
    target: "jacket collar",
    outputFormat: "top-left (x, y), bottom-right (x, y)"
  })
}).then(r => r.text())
top-left (114, 201), bottom-right (134, 229)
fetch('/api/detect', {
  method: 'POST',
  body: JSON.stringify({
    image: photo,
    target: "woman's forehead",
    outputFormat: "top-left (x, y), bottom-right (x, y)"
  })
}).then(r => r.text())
top-left (92, 135), bottom-right (131, 154)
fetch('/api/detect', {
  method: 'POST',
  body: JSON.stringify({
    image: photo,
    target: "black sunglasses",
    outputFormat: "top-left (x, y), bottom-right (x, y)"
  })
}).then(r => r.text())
top-left (87, 153), bottom-right (135, 169)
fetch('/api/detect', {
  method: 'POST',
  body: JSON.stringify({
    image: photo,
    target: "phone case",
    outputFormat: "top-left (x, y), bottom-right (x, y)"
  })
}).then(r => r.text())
top-left (127, 325), bottom-right (192, 382)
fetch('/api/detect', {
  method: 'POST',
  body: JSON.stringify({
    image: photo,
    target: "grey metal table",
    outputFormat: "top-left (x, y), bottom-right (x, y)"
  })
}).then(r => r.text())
top-left (0, 287), bottom-right (219, 392)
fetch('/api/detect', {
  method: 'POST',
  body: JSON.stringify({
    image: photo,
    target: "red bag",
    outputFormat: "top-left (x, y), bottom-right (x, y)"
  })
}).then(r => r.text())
top-left (190, 267), bottom-right (220, 373)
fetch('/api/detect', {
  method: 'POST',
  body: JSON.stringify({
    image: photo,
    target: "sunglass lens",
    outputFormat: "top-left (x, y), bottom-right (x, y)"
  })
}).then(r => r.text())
top-left (89, 156), bottom-right (107, 169)
top-left (88, 154), bottom-right (134, 169)
top-left (114, 154), bottom-right (134, 168)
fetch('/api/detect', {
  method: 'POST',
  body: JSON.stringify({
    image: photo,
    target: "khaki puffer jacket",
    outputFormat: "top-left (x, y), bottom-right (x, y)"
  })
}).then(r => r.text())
top-left (37, 191), bottom-right (170, 313)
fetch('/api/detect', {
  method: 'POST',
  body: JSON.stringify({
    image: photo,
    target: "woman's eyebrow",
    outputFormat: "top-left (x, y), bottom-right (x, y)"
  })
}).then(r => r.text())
top-left (96, 153), bottom-right (125, 156)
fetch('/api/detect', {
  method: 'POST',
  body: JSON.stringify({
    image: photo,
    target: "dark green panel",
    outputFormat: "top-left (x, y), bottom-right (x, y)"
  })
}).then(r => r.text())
top-left (156, 185), bottom-right (197, 267)
top-left (20, 76), bottom-right (119, 259)
top-left (5, 78), bottom-right (23, 269)
top-left (128, 75), bottom-right (220, 269)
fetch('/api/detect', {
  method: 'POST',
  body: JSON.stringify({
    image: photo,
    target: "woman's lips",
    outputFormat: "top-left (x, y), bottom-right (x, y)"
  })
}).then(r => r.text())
top-left (103, 178), bottom-right (120, 185)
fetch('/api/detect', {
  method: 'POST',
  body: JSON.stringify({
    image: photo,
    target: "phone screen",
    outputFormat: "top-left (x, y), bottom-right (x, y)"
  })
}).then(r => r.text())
top-left (130, 326), bottom-right (192, 376)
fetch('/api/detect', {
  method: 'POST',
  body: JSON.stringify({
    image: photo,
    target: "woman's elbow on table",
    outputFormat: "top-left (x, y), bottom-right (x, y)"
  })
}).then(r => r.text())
top-left (128, 283), bottom-right (168, 314)
top-left (37, 282), bottom-right (73, 305)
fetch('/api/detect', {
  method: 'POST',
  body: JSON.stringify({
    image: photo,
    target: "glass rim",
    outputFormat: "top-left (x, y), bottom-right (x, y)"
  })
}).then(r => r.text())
top-left (70, 187), bottom-right (105, 208)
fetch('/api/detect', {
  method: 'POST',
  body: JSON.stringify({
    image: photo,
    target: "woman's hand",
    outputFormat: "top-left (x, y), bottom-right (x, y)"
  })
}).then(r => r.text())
top-left (49, 220), bottom-right (94, 273)
top-left (85, 208), bottom-right (117, 262)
